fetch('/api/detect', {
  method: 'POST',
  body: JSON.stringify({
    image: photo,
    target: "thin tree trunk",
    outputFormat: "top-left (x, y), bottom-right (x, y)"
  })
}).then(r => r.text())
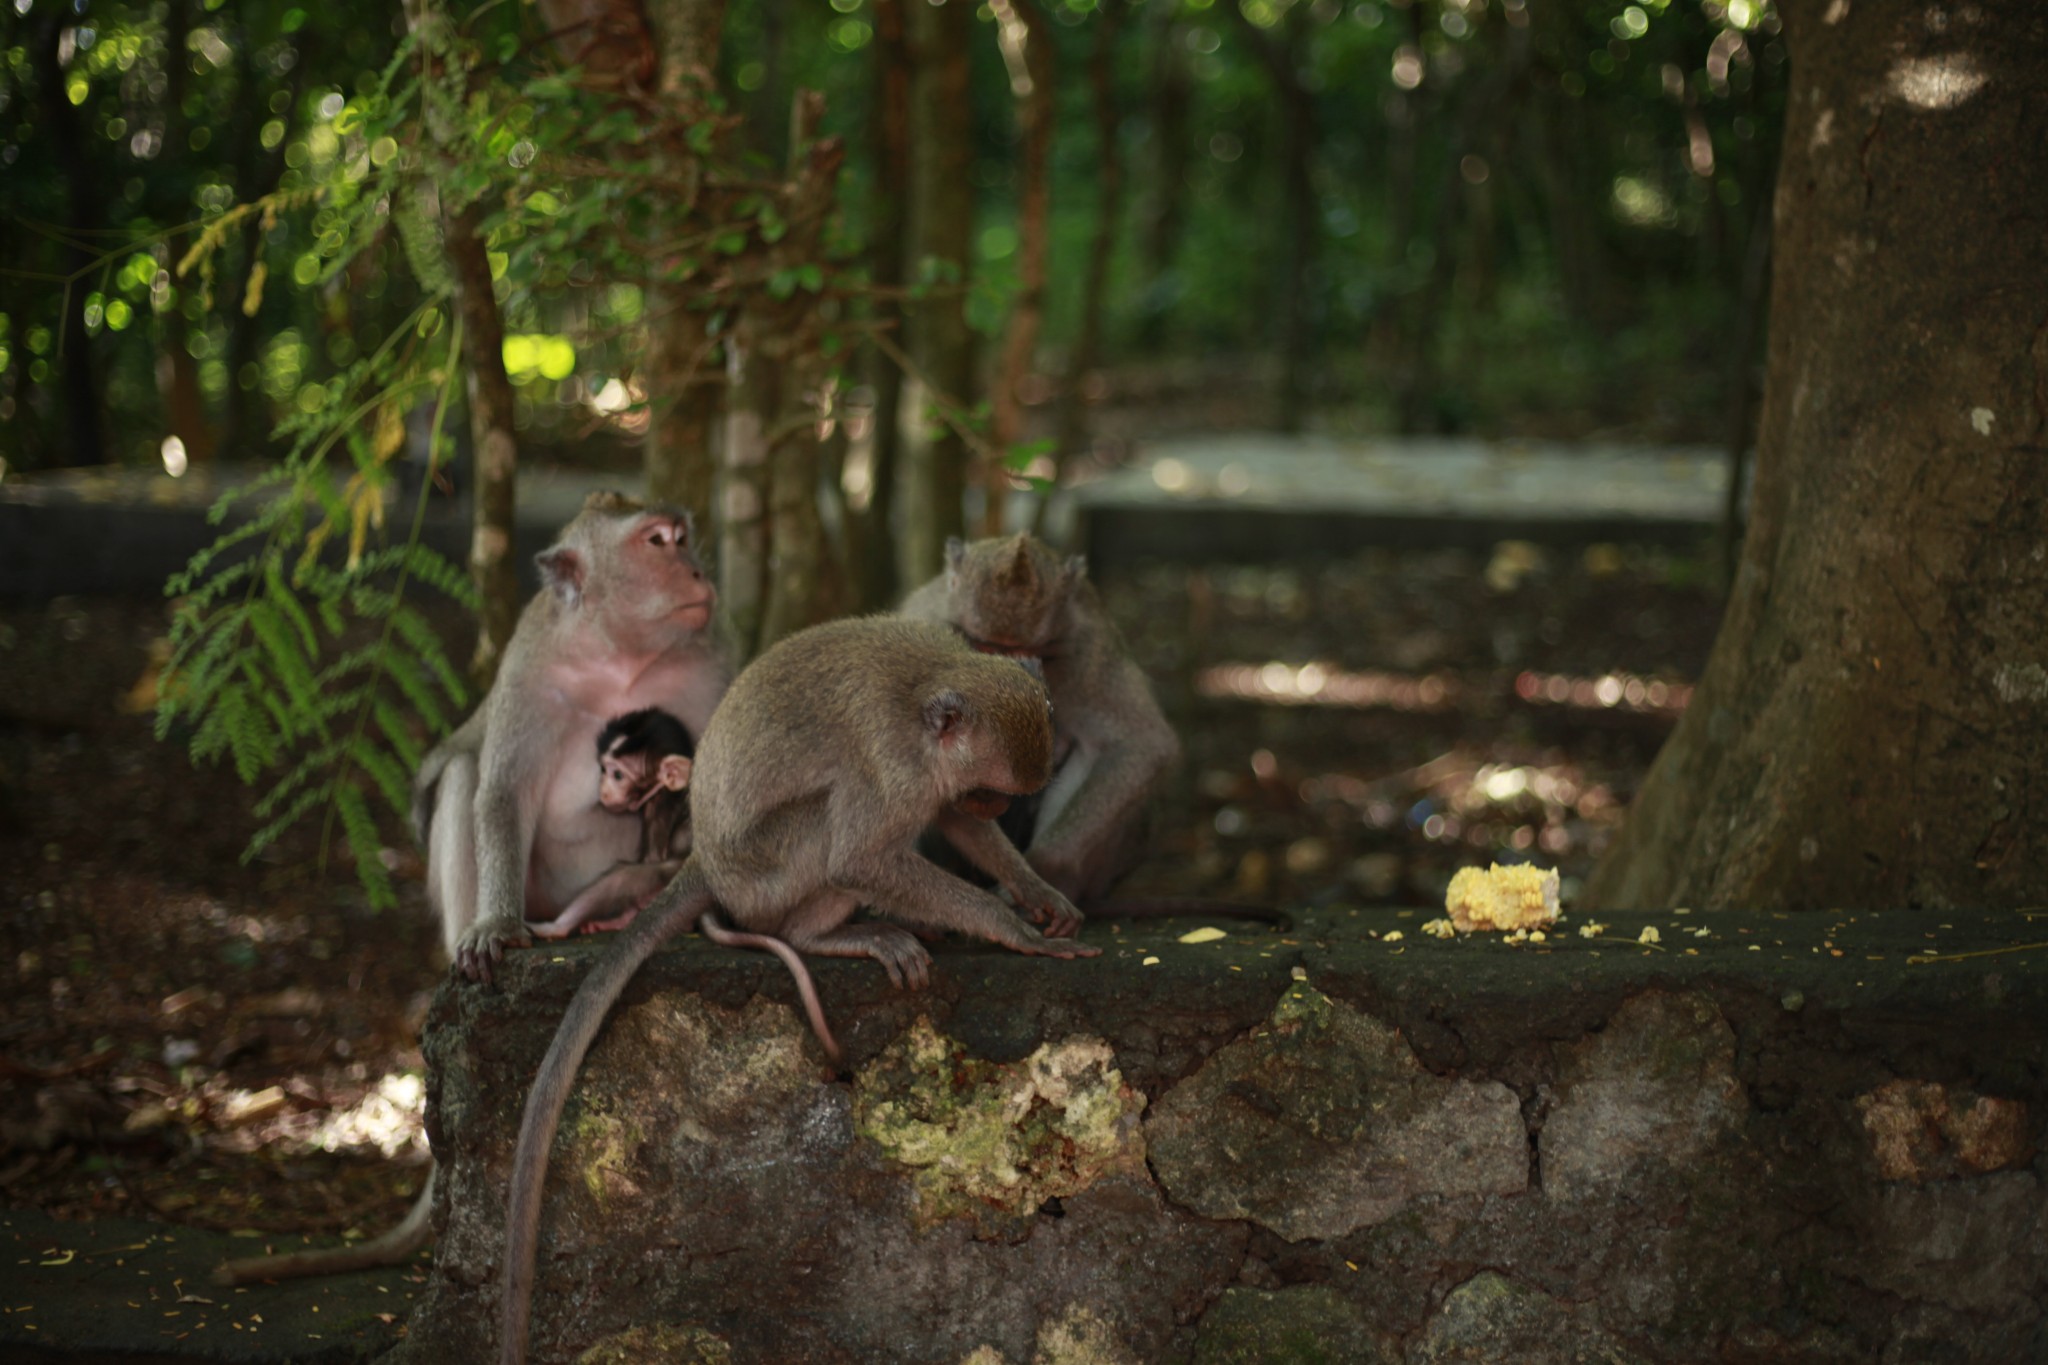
top-left (641, 0), bottom-right (728, 526)
top-left (717, 326), bottom-right (772, 652)
top-left (32, 8), bottom-right (106, 467)
top-left (1223, 5), bottom-right (1317, 432)
top-left (444, 204), bottom-right (521, 687)
top-left (981, 0), bottom-right (1054, 536)
top-left (1585, 0), bottom-right (2048, 910)
top-left (1135, 5), bottom-right (1189, 350)
top-left (151, 0), bottom-right (215, 465)
top-left (856, 0), bottom-right (911, 609)
top-left (1045, 3), bottom-right (1123, 526)
top-left (896, 0), bottom-right (974, 586)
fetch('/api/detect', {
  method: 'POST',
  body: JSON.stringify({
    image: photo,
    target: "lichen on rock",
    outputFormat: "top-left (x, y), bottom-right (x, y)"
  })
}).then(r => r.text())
top-left (1144, 985), bottom-right (1526, 1241)
top-left (574, 1323), bottom-right (731, 1365)
top-left (853, 1017), bottom-right (1148, 1232)
top-left (1192, 1285), bottom-right (1390, 1365)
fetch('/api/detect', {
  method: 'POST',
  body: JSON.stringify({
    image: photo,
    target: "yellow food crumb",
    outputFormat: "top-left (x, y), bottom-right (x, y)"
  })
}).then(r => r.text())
top-left (1382, 930), bottom-right (1405, 943)
top-left (1638, 926), bottom-right (1661, 945)
top-left (1421, 918), bottom-right (1457, 938)
top-left (1444, 863), bottom-right (1560, 933)
top-left (1141, 956), bottom-right (1161, 966)
top-left (1177, 927), bottom-right (1228, 945)
top-left (1528, 930), bottom-right (1546, 943)
top-left (1578, 921), bottom-right (1607, 938)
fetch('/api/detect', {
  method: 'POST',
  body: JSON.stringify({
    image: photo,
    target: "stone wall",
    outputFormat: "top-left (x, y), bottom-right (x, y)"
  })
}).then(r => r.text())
top-left (388, 908), bottom-right (2046, 1364)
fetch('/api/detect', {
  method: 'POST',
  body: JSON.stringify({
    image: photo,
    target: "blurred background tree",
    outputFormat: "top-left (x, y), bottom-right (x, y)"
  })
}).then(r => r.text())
top-left (0, 0), bottom-right (1786, 535)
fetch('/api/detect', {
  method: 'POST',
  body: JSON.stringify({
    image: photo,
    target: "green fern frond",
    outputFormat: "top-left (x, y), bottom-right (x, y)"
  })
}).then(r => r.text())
top-left (335, 782), bottom-right (397, 911)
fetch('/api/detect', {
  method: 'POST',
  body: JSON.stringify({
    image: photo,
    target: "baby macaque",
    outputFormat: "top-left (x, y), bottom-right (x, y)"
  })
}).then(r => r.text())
top-left (597, 707), bottom-right (695, 861)
top-left (530, 707), bottom-right (698, 942)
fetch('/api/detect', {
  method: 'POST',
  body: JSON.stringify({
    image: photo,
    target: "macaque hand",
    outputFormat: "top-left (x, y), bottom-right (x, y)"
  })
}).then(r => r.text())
top-left (985, 909), bottom-right (1100, 960)
top-left (455, 914), bottom-right (532, 983)
top-left (1007, 878), bottom-right (1085, 939)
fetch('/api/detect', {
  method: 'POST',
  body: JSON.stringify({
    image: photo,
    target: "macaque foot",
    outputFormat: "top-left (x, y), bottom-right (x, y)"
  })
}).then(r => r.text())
top-left (798, 922), bottom-right (934, 991)
top-left (1001, 924), bottom-right (1102, 960)
top-left (455, 915), bottom-right (532, 983)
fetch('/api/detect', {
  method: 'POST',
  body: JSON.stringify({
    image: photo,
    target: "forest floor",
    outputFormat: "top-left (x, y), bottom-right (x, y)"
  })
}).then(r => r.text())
top-left (0, 541), bottom-right (1723, 1261)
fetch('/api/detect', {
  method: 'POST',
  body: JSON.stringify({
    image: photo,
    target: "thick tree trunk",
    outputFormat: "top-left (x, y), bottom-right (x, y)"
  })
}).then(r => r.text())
top-left (1585, 1), bottom-right (2048, 910)
top-left (1134, 6), bottom-right (1189, 349)
top-left (444, 206), bottom-right (522, 688)
top-left (895, 0), bottom-right (975, 587)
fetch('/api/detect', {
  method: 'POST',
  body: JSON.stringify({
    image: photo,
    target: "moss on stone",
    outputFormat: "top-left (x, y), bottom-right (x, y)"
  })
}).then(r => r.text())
top-left (853, 1018), bottom-right (1146, 1231)
top-left (574, 1323), bottom-right (731, 1364)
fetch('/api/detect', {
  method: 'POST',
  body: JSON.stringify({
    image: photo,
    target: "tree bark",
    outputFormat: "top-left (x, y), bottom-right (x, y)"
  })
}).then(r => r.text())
top-left (855, 0), bottom-right (912, 610)
top-left (444, 204), bottom-right (522, 688)
top-left (31, 7), bottom-right (106, 467)
top-left (1134, 4), bottom-right (1189, 350)
top-left (1046, 3), bottom-right (1123, 521)
top-left (895, 0), bottom-right (975, 588)
top-left (1585, 0), bottom-right (2048, 910)
top-left (640, 0), bottom-right (727, 527)
top-left (981, 0), bottom-right (1055, 536)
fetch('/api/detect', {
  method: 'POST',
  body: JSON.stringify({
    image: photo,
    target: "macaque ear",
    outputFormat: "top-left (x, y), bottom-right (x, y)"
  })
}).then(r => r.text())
top-left (1013, 655), bottom-right (1046, 684)
top-left (657, 754), bottom-right (693, 791)
top-left (922, 688), bottom-right (971, 743)
top-left (1063, 553), bottom-right (1088, 584)
top-left (537, 546), bottom-right (587, 604)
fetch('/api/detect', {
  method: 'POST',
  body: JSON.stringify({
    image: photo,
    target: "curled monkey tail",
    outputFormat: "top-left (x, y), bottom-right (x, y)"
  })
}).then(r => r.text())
top-left (212, 1165), bottom-right (436, 1286)
top-left (698, 909), bottom-right (841, 1063)
top-left (500, 861), bottom-right (712, 1365)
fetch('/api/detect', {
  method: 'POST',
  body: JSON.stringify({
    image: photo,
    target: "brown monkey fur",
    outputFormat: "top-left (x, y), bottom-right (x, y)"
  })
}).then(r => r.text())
top-left (215, 495), bottom-right (726, 1290)
top-left (499, 616), bottom-right (1097, 1365)
top-left (900, 533), bottom-right (1180, 901)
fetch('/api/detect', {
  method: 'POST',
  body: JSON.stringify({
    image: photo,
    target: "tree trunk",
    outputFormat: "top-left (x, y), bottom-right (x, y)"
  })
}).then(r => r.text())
top-left (153, 0), bottom-right (216, 465)
top-left (895, 0), bottom-right (974, 587)
top-left (1224, 6), bottom-right (1317, 432)
top-left (444, 205), bottom-right (521, 688)
top-left (1134, 5), bottom-right (1189, 350)
top-left (641, 0), bottom-right (728, 526)
top-left (717, 327), bottom-right (772, 654)
top-left (1046, 3), bottom-right (1123, 519)
top-left (1585, 0), bottom-right (2048, 911)
top-left (856, 0), bottom-right (911, 610)
top-left (32, 8), bottom-right (106, 467)
top-left (981, 0), bottom-right (1054, 536)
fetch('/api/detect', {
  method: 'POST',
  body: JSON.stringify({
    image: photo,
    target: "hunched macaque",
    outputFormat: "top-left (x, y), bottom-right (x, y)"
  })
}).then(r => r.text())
top-left (497, 616), bottom-right (1099, 1365)
top-left (900, 533), bottom-right (1180, 902)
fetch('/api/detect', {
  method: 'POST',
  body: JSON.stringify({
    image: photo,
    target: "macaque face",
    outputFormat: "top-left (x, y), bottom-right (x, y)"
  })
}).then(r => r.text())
top-left (598, 742), bottom-right (693, 814)
top-left (625, 513), bottom-right (716, 632)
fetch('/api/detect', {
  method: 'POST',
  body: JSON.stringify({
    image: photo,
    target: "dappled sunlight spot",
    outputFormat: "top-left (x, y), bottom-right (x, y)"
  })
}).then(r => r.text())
top-left (1888, 54), bottom-right (1988, 110)
top-left (161, 436), bottom-right (188, 478)
top-left (308, 1072), bottom-right (426, 1157)
top-left (1514, 669), bottom-right (1692, 715)
top-left (1197, 661), bottom-right (1460, 712)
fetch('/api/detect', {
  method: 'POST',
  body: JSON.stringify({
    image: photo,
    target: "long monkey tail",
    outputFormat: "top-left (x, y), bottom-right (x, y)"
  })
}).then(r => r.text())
top-left (499, 861), bottom-right (713, 1365)
top-left (212, 1165), bottom-right (436, 1286)
top-left (698, 909), bottom-right (841, 1063)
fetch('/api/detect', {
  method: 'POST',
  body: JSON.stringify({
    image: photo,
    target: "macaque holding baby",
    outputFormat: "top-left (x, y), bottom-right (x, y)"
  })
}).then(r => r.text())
top-left (530, 708), bottom-right (697, 940)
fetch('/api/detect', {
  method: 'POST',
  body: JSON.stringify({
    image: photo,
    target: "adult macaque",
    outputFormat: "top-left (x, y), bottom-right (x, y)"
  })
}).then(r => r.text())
top-left (499, 617), bottom-right (1098, 1365)
top-left (900, 533), bottom-right (1180, 902)
top-left (214, 494), bottom-right (726, 1290)
top-left (416, 492), bottom-right (728, 982)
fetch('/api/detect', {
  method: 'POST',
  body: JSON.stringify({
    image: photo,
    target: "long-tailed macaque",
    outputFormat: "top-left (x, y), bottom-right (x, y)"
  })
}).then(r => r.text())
top-left (498, 617), bottom-right (1099, 1365)
top-left (899, 533), bottom-right (1180, 902)
top-left (416, 492), bottom-right (729, 983)
top-left (214, 495), bottom-right (727, 1290)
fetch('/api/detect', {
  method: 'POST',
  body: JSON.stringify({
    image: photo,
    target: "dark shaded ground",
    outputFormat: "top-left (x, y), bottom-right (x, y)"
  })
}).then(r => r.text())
top-left (0, 542), bottom-right (1722, 1279)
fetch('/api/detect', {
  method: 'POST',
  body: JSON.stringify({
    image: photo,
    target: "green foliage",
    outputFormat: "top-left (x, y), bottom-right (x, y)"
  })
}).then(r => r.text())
top-left (157, 311), bottom-right (476, 908)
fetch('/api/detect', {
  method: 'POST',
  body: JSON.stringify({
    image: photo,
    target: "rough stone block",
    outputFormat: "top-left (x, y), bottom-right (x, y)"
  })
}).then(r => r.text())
top-left (386, 907), bottom-right (2048, 1365)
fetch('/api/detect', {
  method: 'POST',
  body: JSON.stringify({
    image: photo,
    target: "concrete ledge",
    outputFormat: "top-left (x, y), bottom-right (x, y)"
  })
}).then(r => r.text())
top-left (394, 908), bottom-right (2046, 1364)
